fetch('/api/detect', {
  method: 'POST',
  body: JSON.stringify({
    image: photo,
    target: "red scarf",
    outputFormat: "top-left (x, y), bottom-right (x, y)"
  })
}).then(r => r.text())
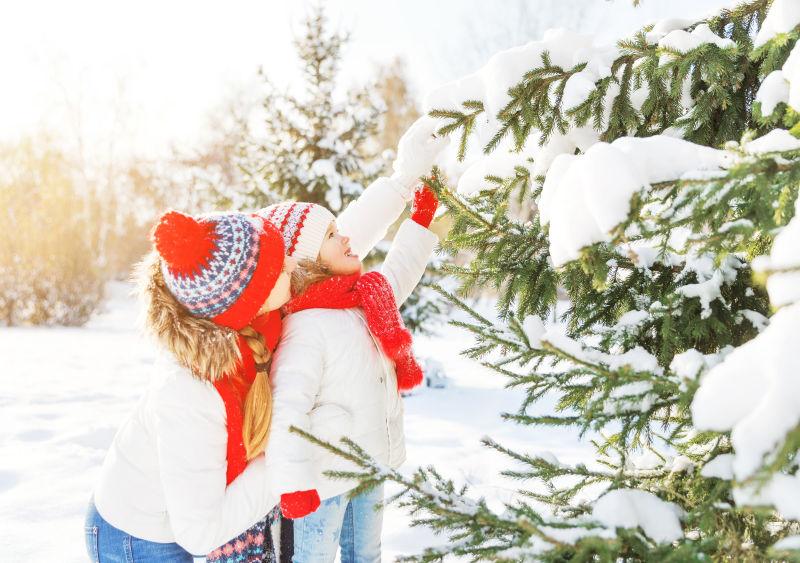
top-left (213, 310), bottom-right (282, 485)
top-left (284, 271), bottom-right (423, 392)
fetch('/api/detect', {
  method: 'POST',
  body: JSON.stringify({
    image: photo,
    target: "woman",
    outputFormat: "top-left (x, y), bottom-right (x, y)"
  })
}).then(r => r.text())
top-left (85, 210), bottom-right (316, 562)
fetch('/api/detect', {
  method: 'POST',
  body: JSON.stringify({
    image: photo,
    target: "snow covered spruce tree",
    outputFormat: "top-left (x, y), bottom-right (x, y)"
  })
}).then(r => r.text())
top-left (292, 0), bottom-right (800, 560)
top-left (237, 4), bottom-right (387, 214)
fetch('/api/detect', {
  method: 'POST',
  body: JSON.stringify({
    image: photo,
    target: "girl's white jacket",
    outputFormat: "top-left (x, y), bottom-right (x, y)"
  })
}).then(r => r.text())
top-left (264, 217), bottom-right (438, 502)
top-left (92, 177), bottom-right (414, 555)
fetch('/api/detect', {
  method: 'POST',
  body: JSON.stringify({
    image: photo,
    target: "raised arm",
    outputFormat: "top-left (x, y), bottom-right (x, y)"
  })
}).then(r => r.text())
top-left (380, 185), bottom-right (440, 306)
top-left (337, 116), bottom-right (448, 260)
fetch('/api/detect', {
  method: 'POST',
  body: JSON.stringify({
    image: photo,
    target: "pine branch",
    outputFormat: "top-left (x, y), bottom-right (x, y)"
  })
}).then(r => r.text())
top-left (429, 100), bottom-right (485, 161)
top-left (287, 426), bottom-right (580, 557)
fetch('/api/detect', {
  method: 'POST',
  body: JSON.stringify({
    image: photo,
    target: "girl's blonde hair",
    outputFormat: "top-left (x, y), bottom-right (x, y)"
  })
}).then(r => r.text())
top-left (290, 258), bottom-right (334, 297)
top-left (137, 252), bottom-right (272, 460)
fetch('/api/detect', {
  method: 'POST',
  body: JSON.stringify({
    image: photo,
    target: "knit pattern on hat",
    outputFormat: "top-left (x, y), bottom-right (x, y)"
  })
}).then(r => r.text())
top-left (157, 213), bottom-right (261, 318)
top-left (258, 202), bottom-right (335, 261)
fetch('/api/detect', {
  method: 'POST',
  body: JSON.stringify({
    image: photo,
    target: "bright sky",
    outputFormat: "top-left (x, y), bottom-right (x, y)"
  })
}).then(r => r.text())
top-left (2, 0), bottom-right (736, 164)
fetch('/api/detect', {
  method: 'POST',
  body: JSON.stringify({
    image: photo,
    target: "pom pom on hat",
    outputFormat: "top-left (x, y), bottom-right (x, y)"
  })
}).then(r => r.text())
top-left (152, 211), bottom-right (219, 277)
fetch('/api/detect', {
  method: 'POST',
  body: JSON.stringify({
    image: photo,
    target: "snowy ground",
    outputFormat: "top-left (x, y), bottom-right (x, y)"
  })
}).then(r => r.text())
top-left (1, 283), bottom-right (590, 562)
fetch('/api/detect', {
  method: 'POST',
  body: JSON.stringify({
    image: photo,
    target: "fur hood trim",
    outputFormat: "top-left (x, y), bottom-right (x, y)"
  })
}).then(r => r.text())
top-left (136, 252), bottom-right (241, 382)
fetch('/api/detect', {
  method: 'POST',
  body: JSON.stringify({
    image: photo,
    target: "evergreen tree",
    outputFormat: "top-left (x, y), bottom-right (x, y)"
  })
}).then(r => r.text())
top-left (197, 11), bottom-right (447, 335)
top-left (238, 4), bottom-right (387, 214)
top-left (0, 137), bottom-right (105, 326)
top-left (294, 0), bottom-right (800, 559)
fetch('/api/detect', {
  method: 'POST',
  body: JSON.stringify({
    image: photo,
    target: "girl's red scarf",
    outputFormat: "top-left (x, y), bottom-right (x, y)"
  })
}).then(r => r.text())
top-left (213, 310), bottom-right (282, 485)
top-left (284, 271), bottom-right (423, 393)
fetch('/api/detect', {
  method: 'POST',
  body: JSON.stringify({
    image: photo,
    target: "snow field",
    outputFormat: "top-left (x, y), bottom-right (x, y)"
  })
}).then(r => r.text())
top-left (0, 286), bottom-right (592, 561)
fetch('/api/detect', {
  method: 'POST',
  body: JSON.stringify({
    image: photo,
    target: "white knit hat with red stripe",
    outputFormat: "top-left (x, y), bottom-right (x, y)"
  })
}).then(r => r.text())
top-left (256, 202), bottom-right (335, 261)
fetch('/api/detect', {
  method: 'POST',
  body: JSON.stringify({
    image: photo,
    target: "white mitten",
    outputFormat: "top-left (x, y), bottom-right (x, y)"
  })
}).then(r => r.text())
top-left (390, 115), bottom-right (449, 201)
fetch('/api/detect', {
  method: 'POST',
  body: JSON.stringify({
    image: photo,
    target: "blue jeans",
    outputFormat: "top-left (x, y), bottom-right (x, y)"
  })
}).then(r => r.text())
top-left (292, 485), bottom-right (384, 563)
top-left (85, 501), bottom-right (196, 562)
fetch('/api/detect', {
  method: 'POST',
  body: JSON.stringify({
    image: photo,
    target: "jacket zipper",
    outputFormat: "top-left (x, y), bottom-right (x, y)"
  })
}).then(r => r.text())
top-left (353, 310), bottom-right (395, 460)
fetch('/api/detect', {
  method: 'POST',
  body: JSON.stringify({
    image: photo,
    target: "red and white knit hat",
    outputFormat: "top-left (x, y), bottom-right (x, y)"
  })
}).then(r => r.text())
top-left (151, 210), bottom-right (285, 330)
top-left (257, 202), bottom-right (335, 261)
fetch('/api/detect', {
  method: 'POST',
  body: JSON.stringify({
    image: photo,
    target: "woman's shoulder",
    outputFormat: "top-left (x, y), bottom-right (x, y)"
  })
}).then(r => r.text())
top-left (148, 353), bottom-right (222, 410)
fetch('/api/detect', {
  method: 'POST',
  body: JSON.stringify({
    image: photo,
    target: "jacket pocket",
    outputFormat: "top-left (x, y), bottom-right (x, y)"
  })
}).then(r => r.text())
top-left (308, 403), bottom-right (354, 449)
top-left (84, 525), bottom-right (99, 562)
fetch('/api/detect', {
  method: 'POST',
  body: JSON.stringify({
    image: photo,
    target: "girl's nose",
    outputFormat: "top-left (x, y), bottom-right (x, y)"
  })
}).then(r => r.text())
top-left (283, 255), bottom-right (297, 274)
top-left (341, 235), bottom-right (350, 245)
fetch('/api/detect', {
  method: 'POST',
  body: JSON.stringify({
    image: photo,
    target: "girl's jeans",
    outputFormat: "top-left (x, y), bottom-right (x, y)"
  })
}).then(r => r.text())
top-left (292, 484), bottom-right (384, 563)
top-left (85, 500), bottom-right (196, 562)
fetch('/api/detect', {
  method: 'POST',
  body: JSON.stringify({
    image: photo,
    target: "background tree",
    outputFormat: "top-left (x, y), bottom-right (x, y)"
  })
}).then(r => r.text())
top-left (297, 0), bottom-right (800, 560)
top-left (236, 4), bottom-right (388, 214)
top-left (5, 5), bottom-right (445, 333)
top-left (233, 8), bottom-right (445, 334)
top-left (0, 136), bottom-right (104, 326)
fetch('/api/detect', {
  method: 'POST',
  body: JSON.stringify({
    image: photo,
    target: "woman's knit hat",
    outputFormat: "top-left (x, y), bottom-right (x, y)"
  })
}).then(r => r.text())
top-left (151, 210), bottom-right (285, 330)
top-left (257, 202), bottom-right (335, 261)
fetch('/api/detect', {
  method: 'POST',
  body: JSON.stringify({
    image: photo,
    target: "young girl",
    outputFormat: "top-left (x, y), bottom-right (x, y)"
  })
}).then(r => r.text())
top-left (261, 183), bottom-right (440, 562)
top-left (85, 210), bottom-right (318, 562)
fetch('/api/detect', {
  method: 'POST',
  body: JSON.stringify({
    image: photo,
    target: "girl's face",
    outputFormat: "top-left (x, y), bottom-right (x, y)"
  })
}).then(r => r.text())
top-left (258, 255), bottom-right (297, 313)
top-left (318, 221), bottom-right (361, 275)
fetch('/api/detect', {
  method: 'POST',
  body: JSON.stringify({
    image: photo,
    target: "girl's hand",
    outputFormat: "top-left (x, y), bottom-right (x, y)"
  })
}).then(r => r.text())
top-left (280, 489), bottom-right (321, 519)
top-left (411, 184), bottom-right (439, 229)
top-left (390, 116), bottom-right (449, 200)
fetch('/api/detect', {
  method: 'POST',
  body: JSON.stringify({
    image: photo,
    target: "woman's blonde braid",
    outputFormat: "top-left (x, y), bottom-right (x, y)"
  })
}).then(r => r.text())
top-left (239, 326), bottom-right (273, 460)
